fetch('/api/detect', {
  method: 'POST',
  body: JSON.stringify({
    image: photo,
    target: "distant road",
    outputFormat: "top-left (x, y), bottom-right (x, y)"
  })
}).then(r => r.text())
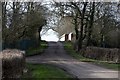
top-left (26, 42), bottom-right (118, 79)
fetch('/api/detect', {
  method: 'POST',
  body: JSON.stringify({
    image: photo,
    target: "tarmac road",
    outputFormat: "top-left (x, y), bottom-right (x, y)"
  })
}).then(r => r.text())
top-left (26, 42), bottom-right (119, 79)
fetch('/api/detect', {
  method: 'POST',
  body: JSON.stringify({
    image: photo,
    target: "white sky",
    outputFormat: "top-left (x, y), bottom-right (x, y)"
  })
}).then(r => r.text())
top-left (41, 29), bottom-right (59, 41)
top-left (40, 29), bottom-right (72, 41)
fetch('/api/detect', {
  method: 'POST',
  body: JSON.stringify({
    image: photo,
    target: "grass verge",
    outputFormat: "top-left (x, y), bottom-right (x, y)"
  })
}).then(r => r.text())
top-left (22, 63), bottom-right (74, 80)
top-left (64, 41), bottom-right (119, 70)
top-left (26, 41), bottom-right (48, 56)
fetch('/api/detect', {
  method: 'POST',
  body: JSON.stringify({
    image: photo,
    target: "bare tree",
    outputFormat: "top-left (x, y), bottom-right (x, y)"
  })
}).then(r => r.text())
top-left (2, 2), bottom-right (47, 48)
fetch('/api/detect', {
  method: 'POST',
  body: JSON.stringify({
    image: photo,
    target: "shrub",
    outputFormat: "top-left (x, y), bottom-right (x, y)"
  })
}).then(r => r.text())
top-left (0, 49), bottom-right (25, 79)
top-left (82, 47), bottom-right (119, 63)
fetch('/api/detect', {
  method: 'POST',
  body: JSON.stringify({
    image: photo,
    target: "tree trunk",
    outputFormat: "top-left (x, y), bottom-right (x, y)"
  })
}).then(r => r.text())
top-left (74, 13), bottom-right (79, 40)
top-left (78, 2), bottom-right (88, 51)
top-left (37, 27), bottom-right (43, 47)
top-left (87, 2), bottom-right (95, 46)
top-left (2, 2), bottom-right (7, 42)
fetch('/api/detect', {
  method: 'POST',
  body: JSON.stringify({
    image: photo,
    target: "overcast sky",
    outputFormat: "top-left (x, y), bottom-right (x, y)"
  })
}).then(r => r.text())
top-left (41, 29), bottom-right (59, 41)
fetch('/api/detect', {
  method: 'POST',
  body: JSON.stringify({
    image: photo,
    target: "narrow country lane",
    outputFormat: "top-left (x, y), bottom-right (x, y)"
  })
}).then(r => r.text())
top-left (26, 42), bottom-right (118, 79)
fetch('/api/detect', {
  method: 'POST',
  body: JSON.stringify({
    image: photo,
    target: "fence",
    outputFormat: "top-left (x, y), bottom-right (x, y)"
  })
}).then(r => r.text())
top-left (3, 39), bottom-right (38, 50)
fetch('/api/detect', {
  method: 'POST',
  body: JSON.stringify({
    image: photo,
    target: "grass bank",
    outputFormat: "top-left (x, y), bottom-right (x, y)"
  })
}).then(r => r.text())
top-left (22, 64), bottom-right (74, 80)
top-left (64, 41), bottom-right (119, 70)
top-left (26, 40), bottom-right (48, 56)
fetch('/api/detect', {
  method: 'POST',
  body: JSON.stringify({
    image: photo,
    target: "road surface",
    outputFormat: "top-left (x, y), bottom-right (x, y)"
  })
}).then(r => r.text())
top-left (26, 42), bottom-right (119, 79)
